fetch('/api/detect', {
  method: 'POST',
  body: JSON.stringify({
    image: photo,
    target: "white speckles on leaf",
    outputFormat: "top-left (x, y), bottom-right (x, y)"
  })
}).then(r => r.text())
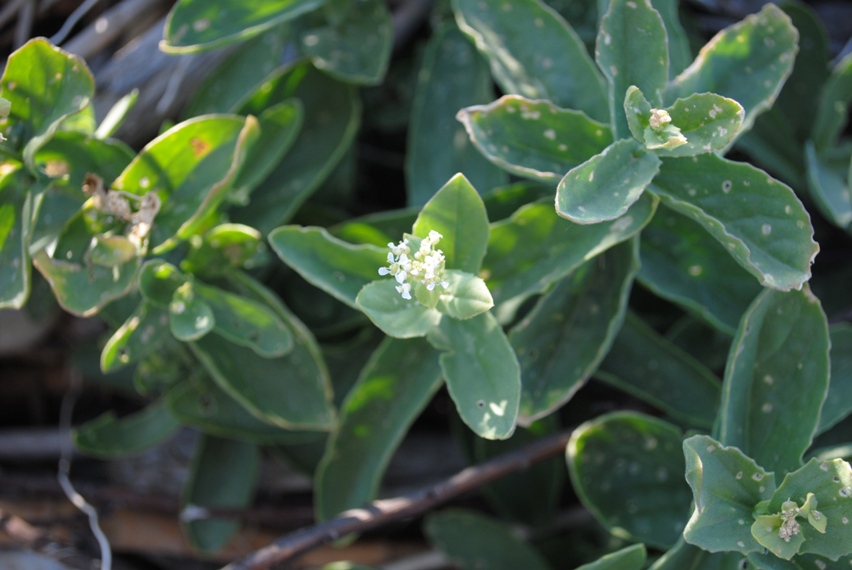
top-left (544, 128), bottom-right (556, 140)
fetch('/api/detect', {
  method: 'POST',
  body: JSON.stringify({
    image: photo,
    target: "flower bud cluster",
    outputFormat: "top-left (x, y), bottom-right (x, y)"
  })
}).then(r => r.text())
top-left (778, 500), bottom-right (801, 542)
top-left (378, 230), bottom-right (449, 300)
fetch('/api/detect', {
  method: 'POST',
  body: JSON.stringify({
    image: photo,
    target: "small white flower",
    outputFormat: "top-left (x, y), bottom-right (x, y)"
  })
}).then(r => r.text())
top-left (396, 282), bottom-right (412, 300)
top-left (378, 231), bottom-right (449, 300)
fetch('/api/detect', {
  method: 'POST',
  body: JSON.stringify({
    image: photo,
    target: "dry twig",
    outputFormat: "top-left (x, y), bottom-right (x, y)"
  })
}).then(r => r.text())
top-left (219, 429), bottom-right (573, 570)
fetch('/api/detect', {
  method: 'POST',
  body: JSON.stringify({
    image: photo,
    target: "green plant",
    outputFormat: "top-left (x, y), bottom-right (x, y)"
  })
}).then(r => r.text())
top-left (1, 0), bottom-right (851, 567)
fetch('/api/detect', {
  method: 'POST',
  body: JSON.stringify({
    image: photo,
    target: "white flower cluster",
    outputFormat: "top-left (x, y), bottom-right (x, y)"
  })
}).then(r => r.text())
top-left (378, 230), bottom-right (449, 300)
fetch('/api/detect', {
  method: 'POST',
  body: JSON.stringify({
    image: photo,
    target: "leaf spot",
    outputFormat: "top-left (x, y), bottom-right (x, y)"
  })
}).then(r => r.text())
top-left (736, 471), bottom-right (743, 480)
top-left (752, 473), bottom-right (764, 481)
top-left (192, 18), bottom-right (210, 32)
top-left (820, 462), bottom-right (829, 471)
top-left (763, 374), bottom-right (774, 385)
top-left (190, 137), bottom-right (210, 157)
top-left (737, 541), bottom-right (745, 548)
top-left (722, 180), bottom-right (732, 193)
top-left (761, 402), bottom-right (773, 413)
top-left (761, 224), bottom-right (772, 236)
top-left (543, 128), bottom-right (556, 140)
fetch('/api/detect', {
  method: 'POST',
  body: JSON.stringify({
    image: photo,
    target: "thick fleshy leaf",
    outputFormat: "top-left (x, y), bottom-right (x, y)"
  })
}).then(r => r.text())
top-left (765, 4), bottom-right (828, 143)
top-left (191, 328), bottom-right (332, 431)
top-left (652, 0), bottom-right (690, 78)
top-left (30, 134), bottom-right (134, 254)
top-left (73, 400), bottom-right (181, 457)
top-left (406, 23), bottom-right (507, 207)
top-left (182, 435), bottom-right (260, 554)
top-left (811, 53), bottom-right (852, 150)
top-left (747, 552), bottom-right (852, 570)
top-left (231, 100), bottom-right (303, 200)
top-left (596, 0), bottom-right (668, 138)
top-left (316, 337), bottom-right (442, 520)
top-left (818, 324), bottom-right (852, 434)
top-left (181, 223), bottom-right (262, 277)
top-left (650, 537), bottom-right (754, 570)
top-left (232, 63), bottom-right (360, 233)
top-left (484, 192), bottom-right (657, 309)
top-left (664, 4), bottom-right (797, 141)
top-left (718, 287), bottom-right (830, 476)
top-left (638, 203), bottom-right (763, 334)
top-left (300, 0), bottom-right (391, 85)
top-left (0, 38), bottom-right (94, 168)
top-left (624, 87), bottom-right (743, 157)
top-left (88, 235), bottom-right (137, 267)
top-left (169, 282), bottom-right (216, 341)
top-left (412, 173), bottom-right (489, 273)
top-left (736, 106), bottom-right (806, 191)
top-left (192, 271), bottom-right (335, 431)
top-left (556, 139), bottom-right (661, 224)
top-left (452, 0), bottom-right (607, 121)
top-left (457, 95), bottom-right (613, 182)
top-left (651, 153), bottom-right (819, 291)
top-left (596, 313), bottom-right (721, 428)
top-left (757, 458), bottom-right (852, 560)
top-left (34, 130), bottom-right (134, 190)
top-left (576, 544), bottom-right (647, 570)
top-left (511, 239), bottom-right (637, 424)
top-left (96, 89), bottom-right (139, 139)
top-left (138, 260), bottom-right (186, 307)
top-left (101, 301), bottom-right (170, 372)
top-left (162, 0), bottom-right (324, 53)
top-left (32, 227), bottom-right (141, 318)
top-left (0, 165), bottom-right (33, 309)
top-left (195, 283), bottom-right (293, 357)
top-left (269, 225), bottom-right (388, 309)
top-left (805, 142), bottom-right (852, 233)
top-left (112, 115), bottom-right (258, 250)
top-left (356, 279), bottom-right (443, 338)
top-left (425, 510), bottom-right (551, 570)
top-left (183, 26), bottom-right (288, 116)
top-left (166, 377), bottom-right (322, 444)
top-left (428, 312), bottom-right (520, 440)
top-left (435, 270), bottom-right (493, 320)
top-left (567, 412), bottom-right (691, 547)
top-left (682, 435), bottom-right (776, 554)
